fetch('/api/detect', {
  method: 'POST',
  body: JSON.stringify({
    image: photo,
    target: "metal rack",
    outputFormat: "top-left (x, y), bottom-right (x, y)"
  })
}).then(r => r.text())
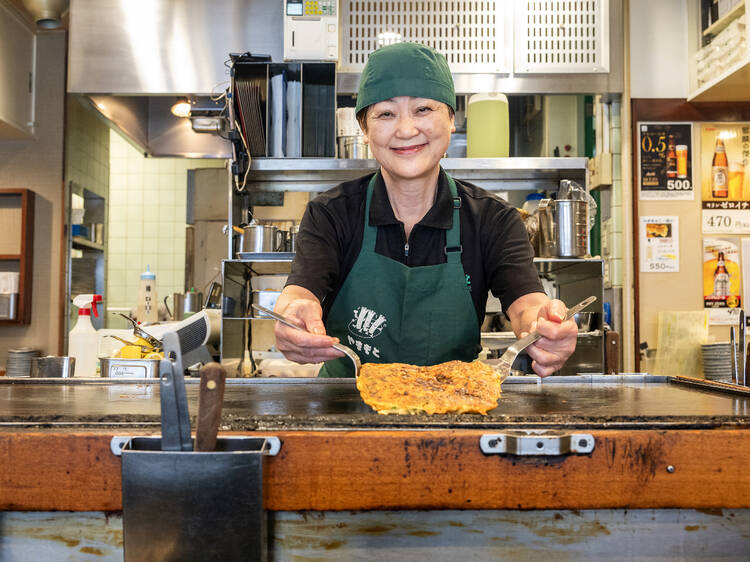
top-left (221, 156), bottom-right (603, 375)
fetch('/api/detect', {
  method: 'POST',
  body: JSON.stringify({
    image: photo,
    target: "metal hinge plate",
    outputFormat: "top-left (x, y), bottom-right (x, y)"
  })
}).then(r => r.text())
top-left (110, 436), bottom-right (281, 457)
top-left (480, 431), bottom-right (595, 456)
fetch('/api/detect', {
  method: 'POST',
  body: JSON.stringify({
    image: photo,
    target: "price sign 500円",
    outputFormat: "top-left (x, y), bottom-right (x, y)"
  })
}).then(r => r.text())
top-left (638, 122), bottom-right (694, 200)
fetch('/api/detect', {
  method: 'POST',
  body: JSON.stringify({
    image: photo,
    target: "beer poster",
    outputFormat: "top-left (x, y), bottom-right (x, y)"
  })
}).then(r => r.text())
top-left (701, 123), bottom-right (750, 234)
top-left (639, 216), bottom-right (679, 273)
top-left (703, 237), bottom-right (742, 325)
top-left (638, 122), bottom-right (694, 200)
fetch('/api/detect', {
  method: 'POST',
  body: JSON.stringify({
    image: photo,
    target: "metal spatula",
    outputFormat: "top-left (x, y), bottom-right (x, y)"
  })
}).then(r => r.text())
top-left (494, 296), bottom-right (597, 382)
top-left (252, 304), bottom-right (362, 376)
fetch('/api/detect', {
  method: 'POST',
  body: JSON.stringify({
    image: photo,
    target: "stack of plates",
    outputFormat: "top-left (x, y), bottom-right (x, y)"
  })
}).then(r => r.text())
top-left (701, 342), bottom-right (734, 382)
top-left (6, 347), bottom-right (41, 377)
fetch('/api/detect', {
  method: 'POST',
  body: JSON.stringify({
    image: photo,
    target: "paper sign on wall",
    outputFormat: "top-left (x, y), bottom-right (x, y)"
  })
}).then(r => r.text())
top-left (639, 216), bottom-right (679, 272)
top-left (638, 122), bottom-right (694, 200)
top-left (701, 123), bottom-right (750, 234)
top-left (703, 237), bottom-right (742, 325)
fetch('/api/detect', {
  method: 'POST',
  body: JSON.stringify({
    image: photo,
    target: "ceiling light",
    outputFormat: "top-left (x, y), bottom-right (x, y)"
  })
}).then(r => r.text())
top-left (170, 100), bottom-right (191, 118)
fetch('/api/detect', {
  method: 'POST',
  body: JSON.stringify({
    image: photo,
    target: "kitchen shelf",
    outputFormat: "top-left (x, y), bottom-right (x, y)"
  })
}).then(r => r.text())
top-left (234, 252), bottom-right (295, 262)
top-left (244, 157), bottom-right (588, 193)
top-left (0, 189), bottom-right (34, 324)
top-left (703, 1), bottom-right (745, 36)
top-left (72, 236), bottom-right (104, 251)
top-left (0, 254), bottom-right (21, 260)
top-left (689, 57), bottom-right (750, 101)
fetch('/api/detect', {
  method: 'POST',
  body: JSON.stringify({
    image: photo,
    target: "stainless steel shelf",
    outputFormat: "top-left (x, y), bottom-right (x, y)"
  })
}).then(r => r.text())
top-left (72, 236), bottom-right (104, 252)
top-left (245, 157), bottom-right (588, 193)
top-left (234, 252), bottom-right (295, 262)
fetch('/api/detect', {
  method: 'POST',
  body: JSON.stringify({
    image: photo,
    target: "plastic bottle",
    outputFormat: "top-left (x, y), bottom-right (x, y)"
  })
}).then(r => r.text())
top-left (137, 265), bottom-right (158, 324)
top-left (522, 193), bottom-right (544, 215)
top-left (69, 294), bottom-right (102, 377)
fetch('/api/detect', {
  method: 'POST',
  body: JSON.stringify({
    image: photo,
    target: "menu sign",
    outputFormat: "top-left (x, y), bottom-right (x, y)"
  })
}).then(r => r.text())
top-left (703, 237), bottom-right (742, 325)
top-left (639, 216), bottom-right (679, 273)
top-left (701, 123), bottom-right (750, 234)
top-left (638, 122), bottom-right (694, 200)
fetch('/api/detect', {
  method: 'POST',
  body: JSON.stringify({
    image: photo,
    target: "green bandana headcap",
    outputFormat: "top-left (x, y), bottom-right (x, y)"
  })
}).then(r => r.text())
top-left (355, 42), bottom-right (456, 114)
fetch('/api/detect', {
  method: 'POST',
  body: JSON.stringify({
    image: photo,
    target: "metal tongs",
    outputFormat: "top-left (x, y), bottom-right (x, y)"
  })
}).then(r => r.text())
top-left (493, 295), bottom-right (597, 383)
top-left (116, 312), bottom-right (162, 349)
top-left (251, 304), bottom-right (362, 376)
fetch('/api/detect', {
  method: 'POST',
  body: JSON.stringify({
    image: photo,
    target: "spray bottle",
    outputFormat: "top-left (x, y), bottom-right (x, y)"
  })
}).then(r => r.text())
top-left (137, 265), bottom-right (158, 324)
top-left (69, 294), bottom-right (103, 376)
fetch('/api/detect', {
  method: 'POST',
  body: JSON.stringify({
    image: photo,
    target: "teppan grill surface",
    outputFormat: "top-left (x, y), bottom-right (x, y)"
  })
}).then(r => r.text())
top-left (2, 374), bottom-right (750, 559)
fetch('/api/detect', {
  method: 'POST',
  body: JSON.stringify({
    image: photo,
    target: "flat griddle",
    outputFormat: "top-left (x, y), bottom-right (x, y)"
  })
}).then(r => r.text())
top-left (2, 375), bottom-right (750, 430)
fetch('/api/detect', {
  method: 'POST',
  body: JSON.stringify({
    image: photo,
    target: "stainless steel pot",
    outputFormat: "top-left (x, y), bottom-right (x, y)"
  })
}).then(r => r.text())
top-left (337, 135), bottom-right (370, 159)
top-left (30, 356), bottom-right (75, 378)
top-left (555, 199), bottom-right (589, 257)
top-left (184, 291), bottom-right (203, 317)
top-left (240, 224), bottom-right (286, 253)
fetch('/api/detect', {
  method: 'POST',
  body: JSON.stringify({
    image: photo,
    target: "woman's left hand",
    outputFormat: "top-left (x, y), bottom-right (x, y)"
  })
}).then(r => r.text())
top-left (523, 299), bottom-right (579, 378)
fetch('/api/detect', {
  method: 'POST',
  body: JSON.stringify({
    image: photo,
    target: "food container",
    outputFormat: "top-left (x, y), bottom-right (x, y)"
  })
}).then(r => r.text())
top-left (337, 135), bottom-right (370, 159)
top-left (252, 290), bottom-right (281, 316)
top-left (555, 199), bottom-right (589, 257)
top-left (30, 356), bottom-right (76, 378)
top-left (99, 357), bottom-right (160, 378)
top-left (240, 224), bottom-right (286, 253)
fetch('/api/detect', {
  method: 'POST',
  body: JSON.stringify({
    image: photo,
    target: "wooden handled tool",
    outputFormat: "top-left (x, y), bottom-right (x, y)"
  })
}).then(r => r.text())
top-left (195, 362), bottom-right (227, 452)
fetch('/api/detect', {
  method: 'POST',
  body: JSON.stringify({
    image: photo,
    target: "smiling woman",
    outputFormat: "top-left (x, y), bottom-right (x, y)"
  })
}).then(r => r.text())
top-left (272, 42), bottom-right (579, 380)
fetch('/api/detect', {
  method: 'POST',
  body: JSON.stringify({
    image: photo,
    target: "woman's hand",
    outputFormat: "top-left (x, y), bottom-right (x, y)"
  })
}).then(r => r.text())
top-left (273, 287), bottom-right (344, 364)
top-left (523, 300), bottom-right (578, 378)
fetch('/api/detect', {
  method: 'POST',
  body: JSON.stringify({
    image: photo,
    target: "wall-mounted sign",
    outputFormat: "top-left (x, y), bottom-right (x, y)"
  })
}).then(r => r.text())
top-left (639, 216), bottom-right (679, 273)
top-left (638, 122), bottom-right (694, 200)
top-left (703, 237), bottom-right (742, 325)
top-left (701, 123), bottom-right (750, 234)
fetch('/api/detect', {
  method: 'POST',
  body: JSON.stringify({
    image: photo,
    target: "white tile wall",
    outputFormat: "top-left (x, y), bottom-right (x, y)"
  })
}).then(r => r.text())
top-left (107, 130), bottom-right (225, 311)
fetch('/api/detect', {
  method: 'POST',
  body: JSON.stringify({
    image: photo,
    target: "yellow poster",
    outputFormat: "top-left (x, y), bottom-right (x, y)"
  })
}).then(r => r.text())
top-left (703, 237), bottom-right (742, 325)
top-left (701, 124), bottom-right (750, 233)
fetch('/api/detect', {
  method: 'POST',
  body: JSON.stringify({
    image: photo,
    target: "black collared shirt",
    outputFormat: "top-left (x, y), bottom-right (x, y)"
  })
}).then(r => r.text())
top-left (286, 169), bottom-right (544, 324)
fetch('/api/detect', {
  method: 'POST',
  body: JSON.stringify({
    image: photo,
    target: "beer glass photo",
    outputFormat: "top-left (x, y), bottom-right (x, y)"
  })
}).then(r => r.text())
top-left (676, 145), bottom-right (688, 179)
top-left (729, 161), bottom-right (745, 200)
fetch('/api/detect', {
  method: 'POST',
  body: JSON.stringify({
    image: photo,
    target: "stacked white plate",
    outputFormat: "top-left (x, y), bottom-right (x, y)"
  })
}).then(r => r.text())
top-left (5, 347), bottom-right (40, 377)
top-left (701, 342), bottom-right (733, 382)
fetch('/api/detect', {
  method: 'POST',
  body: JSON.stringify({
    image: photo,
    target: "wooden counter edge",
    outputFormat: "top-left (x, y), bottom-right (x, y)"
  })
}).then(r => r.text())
top-left (1, 429), bottom-right (749, 511)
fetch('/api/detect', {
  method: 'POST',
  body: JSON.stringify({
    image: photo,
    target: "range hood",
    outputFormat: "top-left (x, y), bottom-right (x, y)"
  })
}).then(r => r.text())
top-left (68, 0), bottom-right (623, 157)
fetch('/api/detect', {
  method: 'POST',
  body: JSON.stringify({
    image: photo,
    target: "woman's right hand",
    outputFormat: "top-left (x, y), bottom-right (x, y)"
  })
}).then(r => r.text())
top-left (273, 294), bottom-right (344, 364)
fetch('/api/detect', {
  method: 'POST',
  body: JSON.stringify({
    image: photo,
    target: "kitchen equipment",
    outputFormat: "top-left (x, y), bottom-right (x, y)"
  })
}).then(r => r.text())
top-left (537, 198), bottom-right (556, 257)
top-left (337, 135), bottom-right (370, 159)
top-left (701, 342), bottom-right (733, 383)
top-left (184, 289), bottom-right (203, 317)
top-left (30, 356), bottom-right (75, 378)
top-left (99, 357), bottom-right (159, 378)
top-left (240, 223), bottom-right (287, 253)
top-left (116, 313), bottom-right (161, 349)
top-left (493, 296), bottom-right (597, 381)
top-left (204, 281), bottom-right (222, 309)
top-left (288, 224), bottom-right (299, 252)
top-left (164, 293), bottom-right (185, 321)
top-left (284, 0), bottom-right (338, 61)
top-left (573, 312), bottom-right (596, 332)
top-left (160, 309), bottom-right (221, 374)
top-left (252, 290), bottom-right (282, 316)
top-left (5, 347), bottom-right (40, 377)
top-left (555, 199), bottom-right (589, 257)
top-left (252, 303), bottom-right (361, 376)
top-left (195, 362), bottom-right (227, 452)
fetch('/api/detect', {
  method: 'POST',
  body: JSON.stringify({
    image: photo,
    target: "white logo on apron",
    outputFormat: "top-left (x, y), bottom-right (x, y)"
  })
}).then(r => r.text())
top-left (348, 306), bottom-right (387, 339)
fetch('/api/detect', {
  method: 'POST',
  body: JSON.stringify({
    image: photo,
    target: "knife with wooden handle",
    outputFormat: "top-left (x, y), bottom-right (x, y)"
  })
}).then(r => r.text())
top-left (195, 362), bottom-right (227, 452)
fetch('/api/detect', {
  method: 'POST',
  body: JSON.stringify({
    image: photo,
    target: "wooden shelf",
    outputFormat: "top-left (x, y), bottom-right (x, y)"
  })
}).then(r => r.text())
top-left (0, 189), bottom-right (33, 324)
top-left (689, 57), bottom-right (750, 101)
top-left (703, 1), bottom-right (745, 37)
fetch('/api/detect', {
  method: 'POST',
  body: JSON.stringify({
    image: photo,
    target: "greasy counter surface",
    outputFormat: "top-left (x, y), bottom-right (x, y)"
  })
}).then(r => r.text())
top-left (2, 376), bottom-right (750, 429)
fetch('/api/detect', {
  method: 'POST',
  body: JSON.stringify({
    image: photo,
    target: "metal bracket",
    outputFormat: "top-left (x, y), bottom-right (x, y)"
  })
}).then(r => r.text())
top-left (480, 431), bottom-right (595, 456)
top-left (110, 436), bottom-right (281, 457)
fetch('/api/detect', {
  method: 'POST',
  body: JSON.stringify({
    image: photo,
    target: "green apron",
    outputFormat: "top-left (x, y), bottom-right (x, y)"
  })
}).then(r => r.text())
top-left (318, 172), bottom-right (480, 378)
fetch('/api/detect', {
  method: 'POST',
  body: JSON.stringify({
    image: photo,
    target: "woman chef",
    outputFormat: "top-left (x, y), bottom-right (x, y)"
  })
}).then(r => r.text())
top-left (273, 42), bottom-right (578, 378)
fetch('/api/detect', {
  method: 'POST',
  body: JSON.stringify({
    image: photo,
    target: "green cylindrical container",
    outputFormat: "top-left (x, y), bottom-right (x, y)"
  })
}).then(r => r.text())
top-left (466, 93), bottom-right (509, 158)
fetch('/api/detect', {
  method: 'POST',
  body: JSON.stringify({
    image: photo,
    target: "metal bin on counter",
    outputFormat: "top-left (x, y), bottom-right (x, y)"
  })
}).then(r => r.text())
top-left (115, 435), bottom-right (279, 562)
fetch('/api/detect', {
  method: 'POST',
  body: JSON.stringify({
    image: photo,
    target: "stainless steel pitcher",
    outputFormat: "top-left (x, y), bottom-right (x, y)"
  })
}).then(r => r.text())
top-left (537, 199), bottom-right (557, 257)
top-left (555, 199), bottom-right (589, 258)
